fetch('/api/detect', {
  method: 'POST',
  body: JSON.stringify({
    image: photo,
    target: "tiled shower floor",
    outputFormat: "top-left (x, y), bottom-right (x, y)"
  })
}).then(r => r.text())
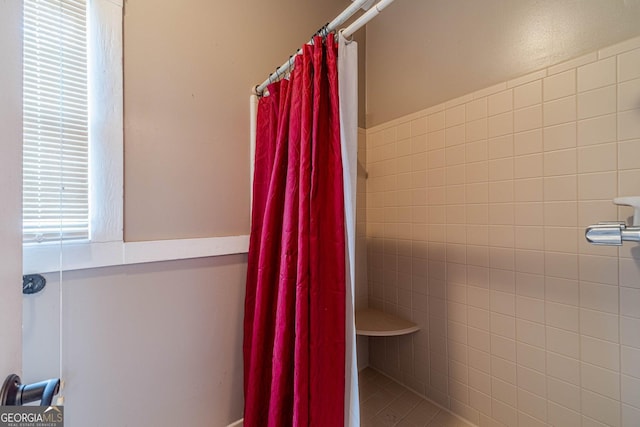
top-left (359, 368), bottom-right (474, 427)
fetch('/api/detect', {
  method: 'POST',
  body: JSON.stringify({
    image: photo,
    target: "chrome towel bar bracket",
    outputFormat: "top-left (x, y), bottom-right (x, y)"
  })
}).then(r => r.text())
top-left (585, 197), bottom-right (640, 246)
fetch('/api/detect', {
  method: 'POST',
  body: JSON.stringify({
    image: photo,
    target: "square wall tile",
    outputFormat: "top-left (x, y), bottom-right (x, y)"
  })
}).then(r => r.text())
top-left (446, 124), bottom-right (466, 147)
top-left (488, 135), bottom-right (514, 159)
top-left (547, 351), bottom-right (581, 385)
top-left (621, 287), bottom-right (640, 319)
top-left (580, 281), bottom-right (619, 313)
top-left (488, 158), bottom-right (514, 182)
top-left (544, 96), bottom-right (577, 126)
top-left (491, 356), bottom-right (517, 385)
top-left (514, 202), bottom-right (543, 225)
top-left (514, 105), bottom-right (542, 132)
top-left (545, 252), bottom-right (578, 280)
top-left (491, 377), bottom-right (517, 406)
top-left (622, 345), bottom-right (640, 379)
top-left (580, 389), bottom-right (621, 427)
top-left (412, 134), bottom-right (428, 154)
top-left (620, 257), bottom-right (640, 288)
top-left (545, 276), bottom-right (579, 306)
top-left (515, 250), bottom-right (544, 276)
top-left (466, 139), bottom-right (488, 163)
top-left (489, 225), bottom-right (514, 248)
top-left (581, 335), bottom-right (620, 371)
top-left (428, 149), bottom-right (445, 168)
top-left (428, 129), bottom-right (445, 150)
top-left (466, 118), bottom-right (488, 143)
top-left (467, 97), bottom-right (488, 121)
top-left (488, 112), bottom-right (513, 138)
top-left (518, 342), bottom-right (546, 373)
top-left (618, 78), bottom-right (640, 112)
top-left (544, 201), bottom-right (577, 226)
top-left (546, 326), bottom-right (580, 358)
top-left (623, 404), bottom-right (640, 427)
top-left (469, 389), bottom-right (492, 417)
top-left (446, 105), bottom-right (466, 128)
top-left (491, 312), bottom-right (516, 339)
top-left (619, 169), bottom-right (640, 197)
top-left (577, 113), bottom-right (617, 146)
top-left (622, 374), bottom-right (640, 409)
top-left (516, 272), bottom-right (544, 298)
top-left (468, 366), bottom-right (491, 394)
top-left (518, 388), bottom-right (547, 421)
top-left (547, 377), bottom-right (581, 412)
top-left (411, 116), bottom-right (428, 136)
top-left (619, 47), bottom-right (640, 82)
top-left (544, 69), bottom-right (576, 101)
top-left (466, 183), bottom-right (489, 204)
top-left (491, 399), bottom-right (518, 427)
top-left (491, 267), bottom-right (515, 293)
top-left (621, 316), bottom-right (640, 349)
top-left (544, 175), bottom-right (577, 201)
top-left (446, 144), bottom-right (466, 166)
top-left (619, 139), bottom-right (640, 170)
top-left (466, 162), bottom-right (489, 184)
top-left (544, 148), bottom-right (577, 176)
top-left (545, 300), bottom-right (579, 331)
top-left (490, 247), bottom-right (515, 271)
top-left (490, 290), bottom-right (515, 316)
top-left (578, 57), bottom-right (616, 92)
top-left (544, 122), bottom-right (576, 151)
top-left (578, 143), bottom-right (617, 173)
top-left (514, 129), bottom-right (543, 155)
top-left (515, 227), bottom-right (544, 250)
top-left (548, 402), bottom-right (581, 427)
top-left (397, 122), bottom-right (411, 140)
top-left (577, 85), bottom-right (616, 120)
top-left (515, 179), bottom-right (544, 202)
top-left (516, 295), bottom-right (545, 323)
top-left (578, 171), bottom-right (616, 200)
top-left (581, 308), bottom-right (619, 343)
top-left (514, 80), bottom-right (542, 109)
top-left (489, 181), bottom-right (514, 203)
top-left (619, 108), bottom-right (640, 140)
top-left (488, 90), bottom-right (513, 116)
top-left (428, 111), bottom-right (445, 131)
top-left (544, 227), bottom-right (578, 253)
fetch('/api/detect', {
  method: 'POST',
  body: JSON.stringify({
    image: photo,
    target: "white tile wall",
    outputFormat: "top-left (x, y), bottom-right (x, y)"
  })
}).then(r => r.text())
top-left (365, 36), bottom-right (640, 426)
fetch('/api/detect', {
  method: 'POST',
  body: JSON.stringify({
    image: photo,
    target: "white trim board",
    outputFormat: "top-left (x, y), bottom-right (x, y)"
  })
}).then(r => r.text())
top-left (23, 235), bottom-right (250, 274)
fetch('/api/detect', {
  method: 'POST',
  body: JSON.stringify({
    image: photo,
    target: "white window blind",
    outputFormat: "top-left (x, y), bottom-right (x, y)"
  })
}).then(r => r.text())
top-left (23, 0), bottom-right (89, 243)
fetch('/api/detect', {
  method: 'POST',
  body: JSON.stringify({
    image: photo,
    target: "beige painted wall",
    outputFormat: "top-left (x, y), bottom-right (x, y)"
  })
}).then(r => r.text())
top-left (23, 256), bottom-right (247, 426)
top-left (123, 0), bottom-right (356, 241)
top-left (0, 0), bottom-right (23, 379)
top-left (365, 0), bottom-right (640, 127)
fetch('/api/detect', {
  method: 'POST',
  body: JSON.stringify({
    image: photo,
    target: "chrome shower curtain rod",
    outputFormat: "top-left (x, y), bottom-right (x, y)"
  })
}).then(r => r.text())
top-left (253, 0), bottom-right (396, 96)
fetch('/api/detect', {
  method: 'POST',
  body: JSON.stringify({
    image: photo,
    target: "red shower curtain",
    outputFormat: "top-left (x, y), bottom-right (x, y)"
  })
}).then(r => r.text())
top-left (243, 35), bottom-right (346, 427)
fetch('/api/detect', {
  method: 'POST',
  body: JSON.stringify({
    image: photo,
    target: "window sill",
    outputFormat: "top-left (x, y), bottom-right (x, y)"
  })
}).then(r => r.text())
top-left (23, 235), bottom-right (250, 274)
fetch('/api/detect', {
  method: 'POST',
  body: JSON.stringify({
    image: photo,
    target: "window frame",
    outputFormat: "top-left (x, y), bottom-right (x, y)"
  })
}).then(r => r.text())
top-left (23, 0), bottom-right (249, 275)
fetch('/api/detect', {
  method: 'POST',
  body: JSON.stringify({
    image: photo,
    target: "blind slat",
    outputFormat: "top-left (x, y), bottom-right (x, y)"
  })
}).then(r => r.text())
top-left (23, 0), bottom-right (89, 244)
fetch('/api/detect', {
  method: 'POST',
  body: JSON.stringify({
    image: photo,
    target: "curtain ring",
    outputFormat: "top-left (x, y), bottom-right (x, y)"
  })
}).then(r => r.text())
top-left (338, 28), bottom-right (354, 43)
